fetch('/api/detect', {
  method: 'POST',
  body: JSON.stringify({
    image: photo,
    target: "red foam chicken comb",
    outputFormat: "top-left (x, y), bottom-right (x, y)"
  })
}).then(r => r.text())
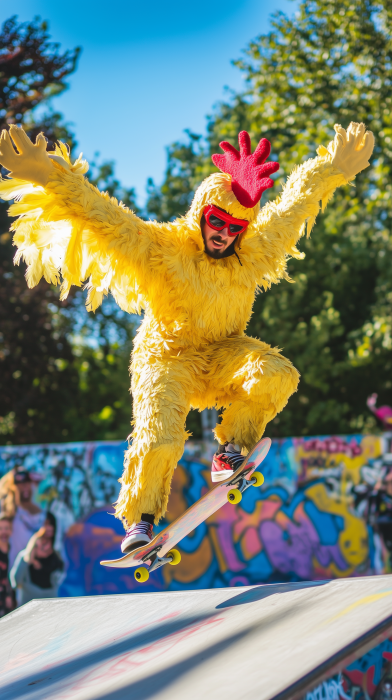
top-left (211, 131), bottom-right (279, 208)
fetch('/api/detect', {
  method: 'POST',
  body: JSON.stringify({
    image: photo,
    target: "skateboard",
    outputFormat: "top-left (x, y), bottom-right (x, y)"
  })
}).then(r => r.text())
top-left (100, 436), bottom-right (271, 582)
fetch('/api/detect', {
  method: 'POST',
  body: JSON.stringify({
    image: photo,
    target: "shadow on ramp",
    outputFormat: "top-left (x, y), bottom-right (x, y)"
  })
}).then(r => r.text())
top-left (216, 580), bottom-right (328, 608)
top-left (1, 611), bottom-right (219, 700)
top-left (94, 628), bottom-right (251, 700)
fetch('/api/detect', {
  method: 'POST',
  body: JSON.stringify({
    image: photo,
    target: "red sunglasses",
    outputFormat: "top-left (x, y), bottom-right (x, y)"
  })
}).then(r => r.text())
top-left (203, 204), bottom-right (249, 236)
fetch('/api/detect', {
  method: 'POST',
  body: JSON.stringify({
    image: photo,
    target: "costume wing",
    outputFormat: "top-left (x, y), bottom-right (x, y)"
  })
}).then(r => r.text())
top-left (244, 153), bottom-right (348, 288)
top-left (245, 122), bottom-right (374, 289)
top-left (0, 156), bottom-right (166, 314)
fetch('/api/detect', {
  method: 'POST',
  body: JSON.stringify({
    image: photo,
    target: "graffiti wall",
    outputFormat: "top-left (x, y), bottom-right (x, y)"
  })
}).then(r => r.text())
top-left (304, 636), bottom-right (392, 700)
top-left (1, 433), bottom-right (391, 596)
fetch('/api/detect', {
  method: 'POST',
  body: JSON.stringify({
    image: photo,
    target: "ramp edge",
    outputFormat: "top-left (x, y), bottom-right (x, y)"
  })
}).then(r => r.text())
top-left (271, 613), bottom-right (392, 700)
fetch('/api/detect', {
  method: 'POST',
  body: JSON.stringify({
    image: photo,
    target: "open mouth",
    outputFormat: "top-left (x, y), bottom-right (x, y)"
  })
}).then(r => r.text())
top-left (211, 236), bottom-right (225, 249)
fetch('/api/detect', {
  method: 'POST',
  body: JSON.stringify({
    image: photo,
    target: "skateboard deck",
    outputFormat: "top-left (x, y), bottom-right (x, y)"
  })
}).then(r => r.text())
top-left (100, 436), bottom-right (271, 578)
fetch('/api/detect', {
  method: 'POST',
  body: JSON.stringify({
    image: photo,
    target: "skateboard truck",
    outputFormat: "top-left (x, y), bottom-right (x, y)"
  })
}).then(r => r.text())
top-left (226, 466), bottom-right (264, 505)
top-left (134, 546), bottom-right (182, 581)
top-left (148, 552), bottom-right (173, 573)
top-left (141, 546), bottom-right (167, 572)
top-left (141, 546), bottom-right (162, 564)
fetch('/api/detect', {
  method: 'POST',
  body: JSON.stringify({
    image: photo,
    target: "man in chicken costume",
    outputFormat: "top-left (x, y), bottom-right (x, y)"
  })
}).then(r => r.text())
top-left (0, 121), bottom-right (374, 552)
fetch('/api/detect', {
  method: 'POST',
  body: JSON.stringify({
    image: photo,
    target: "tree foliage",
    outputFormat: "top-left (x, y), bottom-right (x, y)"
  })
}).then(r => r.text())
top-left (0, 16), bottom-right (135, 444)
top-left (146, 0), bottom-right (392, 436)
top-left (0, 16), bottom-right (79, 444)
top-left (0, 14), bottom-right (79, 115)
top-left (146, 132), bottom-right (203, 221)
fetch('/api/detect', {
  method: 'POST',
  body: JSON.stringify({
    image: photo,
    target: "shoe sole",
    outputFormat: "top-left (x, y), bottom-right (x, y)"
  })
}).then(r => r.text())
top-left (121, 534), bottom-right (151, 554)
top-left (211, 469), bottom-right (234, 483)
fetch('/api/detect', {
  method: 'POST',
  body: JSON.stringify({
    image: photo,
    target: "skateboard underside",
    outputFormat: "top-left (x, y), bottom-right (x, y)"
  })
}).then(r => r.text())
top-left (100, 437), bottom-right (271, 579)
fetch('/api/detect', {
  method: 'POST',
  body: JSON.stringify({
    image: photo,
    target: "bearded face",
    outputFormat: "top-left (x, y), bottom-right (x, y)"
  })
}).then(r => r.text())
top-left (201, 205), bottom-right (249, 259)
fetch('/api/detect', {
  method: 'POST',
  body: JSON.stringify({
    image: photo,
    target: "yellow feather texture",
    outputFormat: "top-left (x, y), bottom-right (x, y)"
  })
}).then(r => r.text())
top-left (0, 146), bottom-right (348, 526)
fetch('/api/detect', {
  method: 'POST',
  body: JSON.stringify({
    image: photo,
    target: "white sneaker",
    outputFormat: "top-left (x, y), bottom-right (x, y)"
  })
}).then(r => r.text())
top-left (121, 520), bottom-right (153, 553)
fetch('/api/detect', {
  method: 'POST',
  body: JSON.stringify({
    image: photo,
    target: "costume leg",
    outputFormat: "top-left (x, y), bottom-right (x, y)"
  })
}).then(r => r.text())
top-left (201, 336), bottom-right (299, 452)
top-left (115, 350), bottom-right (201, 527)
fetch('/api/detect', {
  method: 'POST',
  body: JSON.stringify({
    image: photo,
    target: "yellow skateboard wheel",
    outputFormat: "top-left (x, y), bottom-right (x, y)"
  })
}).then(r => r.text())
top-left (251, 471), bottom-right (264, 487)
top-left (134, 567), bottom-right (149, 583)
top-left (227, 488), bottom-right (242, 504)
top-left (167, 549), bottom-right (181, 566)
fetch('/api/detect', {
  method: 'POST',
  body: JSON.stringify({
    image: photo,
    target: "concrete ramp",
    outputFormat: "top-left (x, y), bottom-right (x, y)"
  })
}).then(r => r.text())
top-left (1, 576), bottom-right (392, 700)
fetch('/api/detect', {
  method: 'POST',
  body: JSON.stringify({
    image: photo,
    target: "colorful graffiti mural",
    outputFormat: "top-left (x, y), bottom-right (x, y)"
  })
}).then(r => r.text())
top-left (305, 636), bottom-right (392, 700)
top-left (0, 433), bottom-right (391, 595)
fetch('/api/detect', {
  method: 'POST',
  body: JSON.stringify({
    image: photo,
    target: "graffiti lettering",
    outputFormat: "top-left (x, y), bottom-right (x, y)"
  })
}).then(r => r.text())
top-left (306, 674), bottom-right (351, 700)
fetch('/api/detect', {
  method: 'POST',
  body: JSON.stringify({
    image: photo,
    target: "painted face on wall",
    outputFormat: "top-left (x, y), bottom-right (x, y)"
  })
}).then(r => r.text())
top-left (339, 521), bottom-right (369, 567)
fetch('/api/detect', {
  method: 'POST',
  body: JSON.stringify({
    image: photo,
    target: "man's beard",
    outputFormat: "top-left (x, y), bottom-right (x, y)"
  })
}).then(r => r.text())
top-left (205, 238), bottom-right (236, 259)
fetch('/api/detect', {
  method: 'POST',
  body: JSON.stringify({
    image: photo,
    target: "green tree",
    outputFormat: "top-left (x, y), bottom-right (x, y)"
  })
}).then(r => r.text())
top-left (0, 16), bottom-right (81, 444)
top-left (146, 132), bottom-right (202, 221)
top-left (146, 0), bottom-right (392, 437)
top-left (0, 17), bottom-right (136, 444)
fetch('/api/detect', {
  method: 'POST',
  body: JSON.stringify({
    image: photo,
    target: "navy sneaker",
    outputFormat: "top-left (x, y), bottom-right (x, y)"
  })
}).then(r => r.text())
top-left (121, 520), bottom-right (153, 554)
top-left (211, 443), bottom-right (244, 483)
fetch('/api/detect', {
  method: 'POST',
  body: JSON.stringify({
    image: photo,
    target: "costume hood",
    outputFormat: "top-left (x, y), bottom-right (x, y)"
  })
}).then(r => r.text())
top-left (183, 131), bottom-right (279, 253)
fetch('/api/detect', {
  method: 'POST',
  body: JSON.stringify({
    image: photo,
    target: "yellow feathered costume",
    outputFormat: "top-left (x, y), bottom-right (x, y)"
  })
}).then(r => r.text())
top-left (0, 122), bottom-right (374, 526)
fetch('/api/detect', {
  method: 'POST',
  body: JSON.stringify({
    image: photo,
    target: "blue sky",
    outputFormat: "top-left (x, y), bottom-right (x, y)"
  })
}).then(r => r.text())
top-left (2, 0), bottom-right (296, 205)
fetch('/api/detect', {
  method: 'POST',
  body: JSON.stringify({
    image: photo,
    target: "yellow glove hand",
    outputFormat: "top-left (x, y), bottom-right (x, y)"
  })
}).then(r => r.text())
top-left (0, 125), bottom-right (63, 187)
top-left (317, 122), bottom-right (374, 181)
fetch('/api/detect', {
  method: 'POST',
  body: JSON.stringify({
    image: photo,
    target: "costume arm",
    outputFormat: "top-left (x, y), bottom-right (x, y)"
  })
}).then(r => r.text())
top-left (9, 550), bottom-right (28, 588)
top-left (0, 126), bottom-right (162, 312)
top-left (248, 122), bottom-right (374, 285)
